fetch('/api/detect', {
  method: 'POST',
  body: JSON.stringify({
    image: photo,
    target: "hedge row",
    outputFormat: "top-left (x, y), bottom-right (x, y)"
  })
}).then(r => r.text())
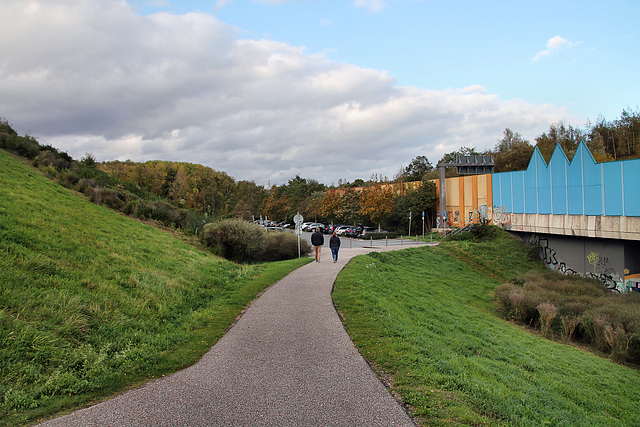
top-left (201, 218), bottom-right (311, 262)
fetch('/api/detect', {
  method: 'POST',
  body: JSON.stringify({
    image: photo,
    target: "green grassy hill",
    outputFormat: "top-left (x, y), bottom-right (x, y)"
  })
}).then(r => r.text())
top-left (0, 150), bottom-right (308, 425)
top-left (333, 238), bottom-right (640, 426)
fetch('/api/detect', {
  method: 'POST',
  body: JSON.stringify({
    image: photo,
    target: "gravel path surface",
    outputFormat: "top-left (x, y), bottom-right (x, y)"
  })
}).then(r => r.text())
top-left (41, 246), bottom-right (418, 426)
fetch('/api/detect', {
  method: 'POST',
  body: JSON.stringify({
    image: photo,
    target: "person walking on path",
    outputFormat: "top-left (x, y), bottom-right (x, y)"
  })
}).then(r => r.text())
top-left (311, 227), bottom-right (324, 262)
top-left (329, 231), bottom-right (341, 263)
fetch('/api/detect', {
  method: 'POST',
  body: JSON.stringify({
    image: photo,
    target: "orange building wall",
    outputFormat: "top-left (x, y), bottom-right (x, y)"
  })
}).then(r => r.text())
top-left (331, 174), bottom-right (493, 227)
top-left (436, 174), bottom-right (493, 227)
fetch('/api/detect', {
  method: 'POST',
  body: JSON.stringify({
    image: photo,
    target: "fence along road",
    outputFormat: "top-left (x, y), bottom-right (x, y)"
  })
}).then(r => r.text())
top-left (297, 229), bottom-right (432, 249)
top-left (40, 245), bottom-right (424, 426)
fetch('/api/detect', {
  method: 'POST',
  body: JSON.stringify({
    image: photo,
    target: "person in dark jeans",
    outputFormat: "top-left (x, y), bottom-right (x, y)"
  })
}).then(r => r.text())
top-left (329, 231), bottom-right (341, 263)
top-left (311, 228), bottom-right (325, 262)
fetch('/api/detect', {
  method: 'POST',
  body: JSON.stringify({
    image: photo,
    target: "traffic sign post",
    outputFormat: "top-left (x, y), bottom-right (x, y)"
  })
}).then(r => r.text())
top-left (293, 213), bottom-right (303, 258)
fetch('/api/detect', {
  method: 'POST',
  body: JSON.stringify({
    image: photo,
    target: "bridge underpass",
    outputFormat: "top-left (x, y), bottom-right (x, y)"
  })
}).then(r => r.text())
top-left (436, 142), bottom-right (640, 292)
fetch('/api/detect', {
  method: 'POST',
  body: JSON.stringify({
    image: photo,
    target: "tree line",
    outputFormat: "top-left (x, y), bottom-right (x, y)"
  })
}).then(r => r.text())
top-left (393, 107), bottom-right (640, 180)
top-left (492, 108), bottom-right (640, 172)
top-left (99, 160), bottom-right (439, 234)
top-left (2, 107), bottom-right (637, 235)
top-left (0, 118), bottom-right (436, 235)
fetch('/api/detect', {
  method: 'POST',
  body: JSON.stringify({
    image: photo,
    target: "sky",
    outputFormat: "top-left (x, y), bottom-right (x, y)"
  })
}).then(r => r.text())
top-left (1, 1), bottom-right (638, 186)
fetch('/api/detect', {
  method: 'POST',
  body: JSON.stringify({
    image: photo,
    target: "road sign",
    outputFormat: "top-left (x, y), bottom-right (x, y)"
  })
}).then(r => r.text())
top-left (293, 213), bottom-right (303, 258)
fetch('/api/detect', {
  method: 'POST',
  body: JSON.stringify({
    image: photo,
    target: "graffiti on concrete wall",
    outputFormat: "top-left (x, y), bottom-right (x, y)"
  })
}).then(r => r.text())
top-left (492, 206), bottom-right (512, 226)
top-left (436, 211), bottom-right (449, 228)
top-left (627, 273), bottom-right (640, 292)
top-left (557, 262), bottom-right (578, 275)
top-left (528, 234), bottom-right (558, 266)
top-left (527, 234), bottom-right (638, 293)
top-left (479, 204), bottom-right (488, 221)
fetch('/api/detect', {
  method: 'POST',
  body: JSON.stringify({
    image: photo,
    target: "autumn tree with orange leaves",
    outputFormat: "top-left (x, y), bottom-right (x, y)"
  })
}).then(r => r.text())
top-left (262, 187), bottom-right (290, 222)
top-left (321, 191), bottom-right (341, 225)
top-left (361, 185), bottom-right (395, 231)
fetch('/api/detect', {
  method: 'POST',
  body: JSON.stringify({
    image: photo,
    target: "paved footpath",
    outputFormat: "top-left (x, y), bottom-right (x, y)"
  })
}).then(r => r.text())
top-left (41, 246), bottom-right (420, 426)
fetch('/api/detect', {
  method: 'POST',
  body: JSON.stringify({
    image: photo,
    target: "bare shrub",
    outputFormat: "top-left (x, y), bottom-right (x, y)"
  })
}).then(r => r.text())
top-left (494, 283), bottom-right (518, 317)
top-left (92, 187), bottom-right (123, 210)
top-left (604, 323), bottom-right (631, 363)
top-left (496, 267), bottom-right (640, 365)
top-left (537, 302), bottom-right (558, 338)
top-left (583, 314), bottom-right (611, 352)
top-left (508, 289), bottom-right (525, 321)
top-left (259, 232), bottom-right (311, 261)
top-left (561, 315), bottom-right (581, 342)
top-left (102, 189), bottom-right (124, 210)
top-left (32, 151), bottom-right (57, 168)
top-left (77, 178), bottom-right (96, 197)
top-left (91, 187), bottom-right (103, 204)
top-left (201, 218), bottom-right (267, 262)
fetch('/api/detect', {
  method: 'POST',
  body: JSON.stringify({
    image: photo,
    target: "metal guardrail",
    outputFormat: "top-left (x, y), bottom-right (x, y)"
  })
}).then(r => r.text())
top-left (363, 235), bottom-right (431, 247)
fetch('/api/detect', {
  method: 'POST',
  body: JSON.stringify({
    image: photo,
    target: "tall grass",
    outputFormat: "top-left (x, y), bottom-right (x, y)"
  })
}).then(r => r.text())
top-left (495, 269), bottom-right (640, 364)
top-left (333, 233), bottom-right (640, 426)
top-left (0, 150), bottom-right (310, 425)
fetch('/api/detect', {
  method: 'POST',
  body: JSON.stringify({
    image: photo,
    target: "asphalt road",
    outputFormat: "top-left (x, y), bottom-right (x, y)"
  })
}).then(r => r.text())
top-left (298, 230), bottom-right (430, 250)
top-left (40, 245), bottom-right (422, 427)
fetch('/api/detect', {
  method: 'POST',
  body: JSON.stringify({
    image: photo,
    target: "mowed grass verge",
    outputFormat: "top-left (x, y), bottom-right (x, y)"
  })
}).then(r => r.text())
top-left (333, 236), bottom-right (640, 426)
top-left (0, 150), bottom-right (310, 425)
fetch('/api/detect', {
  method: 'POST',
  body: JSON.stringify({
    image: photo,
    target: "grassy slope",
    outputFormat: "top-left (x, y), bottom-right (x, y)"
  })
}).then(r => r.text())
top-left (333, 237), bottom-right (640, 426)
top-left (0, 150), bottom-right (310, 425)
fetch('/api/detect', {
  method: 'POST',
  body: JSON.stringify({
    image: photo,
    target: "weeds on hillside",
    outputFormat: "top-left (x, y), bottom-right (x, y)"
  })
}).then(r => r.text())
top-left (495, 270), bottom-right (640, 364)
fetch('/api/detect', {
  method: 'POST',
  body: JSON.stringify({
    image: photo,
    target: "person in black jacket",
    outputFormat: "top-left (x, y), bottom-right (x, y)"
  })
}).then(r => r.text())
top-left (311, 228), bottom-right (325, 262)
top-left (329, 231), bottom-right (341, 263)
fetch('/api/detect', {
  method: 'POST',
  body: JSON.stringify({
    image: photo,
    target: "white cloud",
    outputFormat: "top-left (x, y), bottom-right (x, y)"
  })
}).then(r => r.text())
top-left (0, 0), bottom-right (567, 186)
top-left (532, 35), bottom-right (575, 62)
top-left (353, 0), bottom-right (386, 13)
top-left (214, 0), bottom-right (234, 10)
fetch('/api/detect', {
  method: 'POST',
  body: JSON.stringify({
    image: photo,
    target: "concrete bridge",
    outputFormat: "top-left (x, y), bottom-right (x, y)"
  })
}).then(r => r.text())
top-left (437, 142), bottom-right (640, 293)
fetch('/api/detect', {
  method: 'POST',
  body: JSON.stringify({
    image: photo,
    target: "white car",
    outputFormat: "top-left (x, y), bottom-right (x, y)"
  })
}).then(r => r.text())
top-left (335, 226), bottom-right (350, 236)
top-left (305, 223), bottom-right (325, 232)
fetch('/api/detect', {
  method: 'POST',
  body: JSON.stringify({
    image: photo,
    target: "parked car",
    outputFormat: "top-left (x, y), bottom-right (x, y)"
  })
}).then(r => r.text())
top-left (300, 222), bottom-right (314, 231)
top-left (348, 226), bottom-right (363, 238)
top-left (335, 226), bottom-right (351, 236)
top-left (323, 224), bottom-right (337, 234)
top-left (357, 226), bottom-right (377, 238)
top-left (305, 222), bottom-right (325, 232)
top-left (254, 220), bottom-right (276, 228)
